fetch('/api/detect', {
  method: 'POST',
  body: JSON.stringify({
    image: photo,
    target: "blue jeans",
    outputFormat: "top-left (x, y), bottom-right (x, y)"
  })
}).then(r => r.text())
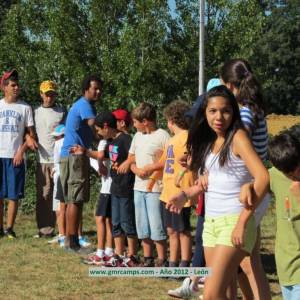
top-left (281, 284), bottom-right (300, 299)
top-left (111, 194), bottom-right (136, 237)
top-left (134, 191), bottom-right (166, 241)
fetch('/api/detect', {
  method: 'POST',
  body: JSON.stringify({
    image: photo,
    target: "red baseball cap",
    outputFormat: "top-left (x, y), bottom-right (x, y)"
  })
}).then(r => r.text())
top-left (0, 69), bottom-right (18, 89)
top-left (112, 109), bottom-right (132, 124)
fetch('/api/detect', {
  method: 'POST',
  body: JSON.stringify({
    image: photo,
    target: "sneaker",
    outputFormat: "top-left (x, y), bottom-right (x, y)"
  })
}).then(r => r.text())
top-left (104, 254), bottom-right (126, 267)
top-left (47, 235), bottom-right (60, 244)
top-left (83, 253), bottom-right (103, 266)
top-left (197, 277), bottom-right (205, 289)
top-left (123, 255), bottom-right (141, 267)
top-left (5, 228), bottom-right (16, 239)
top-left (79, 236), bottom-right (91, 248)
top-left (167, 277), bottom-right (198, 299)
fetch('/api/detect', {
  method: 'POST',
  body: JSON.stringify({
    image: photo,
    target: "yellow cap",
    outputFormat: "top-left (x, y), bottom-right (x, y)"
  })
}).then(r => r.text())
top-left (40, 80), bottom-right (57, 94)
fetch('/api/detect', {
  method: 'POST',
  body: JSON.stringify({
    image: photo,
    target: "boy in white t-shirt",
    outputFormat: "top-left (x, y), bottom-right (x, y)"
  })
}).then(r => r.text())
top-left (84, 128), bottom-right (114, 265)
top-left (0, 69), bottom-right (37, 238)
top-left (129, 102), bottom-right (170, 267)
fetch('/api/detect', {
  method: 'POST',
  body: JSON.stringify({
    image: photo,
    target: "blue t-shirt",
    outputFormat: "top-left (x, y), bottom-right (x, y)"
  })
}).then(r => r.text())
top-left (61, 97), bottom-right (96, 157)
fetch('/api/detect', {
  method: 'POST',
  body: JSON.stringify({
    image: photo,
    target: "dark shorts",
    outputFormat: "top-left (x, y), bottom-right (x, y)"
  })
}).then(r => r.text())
top-left (160, 201), bottom-right (191, 232)
top-left (59, 155), bottom-right (90, 204)
top-left (111, 194), bottom-right (137, 237)
top-left (95, 193), bottom-right (112, 218)
top-left (0, 158), bottom-right (25, 200)
top-left (55, 176), bottom-right (65, 203)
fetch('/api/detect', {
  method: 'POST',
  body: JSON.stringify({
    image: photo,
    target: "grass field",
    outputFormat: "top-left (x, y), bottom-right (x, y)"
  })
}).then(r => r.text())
top-left (0, 200), bottom-right (282, 300)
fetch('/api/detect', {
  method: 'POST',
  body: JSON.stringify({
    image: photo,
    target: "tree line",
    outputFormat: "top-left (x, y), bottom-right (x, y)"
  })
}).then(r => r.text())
top-left (0, 0), bottom-right (299, 114)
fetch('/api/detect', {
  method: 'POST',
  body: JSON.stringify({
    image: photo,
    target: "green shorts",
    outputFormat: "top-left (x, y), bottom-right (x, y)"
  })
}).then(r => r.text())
top-left (59, 155), bottom-right (90, 204)
top-left (203, 214), bottom-right (257, 254)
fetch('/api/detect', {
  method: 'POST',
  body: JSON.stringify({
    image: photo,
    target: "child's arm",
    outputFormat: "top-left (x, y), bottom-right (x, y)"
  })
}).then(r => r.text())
top-left (146, 170), bottom-right (163, 192)
top-left (231, 129), bottom-right (270, 248)
top-left (117, 153), bottom-right (135, 174)
top-left (166, 179), bottom-right (204, 214)
top-left (174, 167), bottom-right (188, 188)
top-left (70, 145), bottom-right (105, 160)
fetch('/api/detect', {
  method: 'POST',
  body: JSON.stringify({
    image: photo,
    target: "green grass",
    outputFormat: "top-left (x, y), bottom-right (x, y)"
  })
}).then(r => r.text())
top-left (0, 201), bottom-right (281, 300)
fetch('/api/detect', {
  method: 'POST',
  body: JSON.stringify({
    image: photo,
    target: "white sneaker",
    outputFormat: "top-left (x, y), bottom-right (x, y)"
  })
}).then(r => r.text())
top-left (167, 277), bottom-right (198, 299)
top-left (47, 235), bottom-right (60, 244)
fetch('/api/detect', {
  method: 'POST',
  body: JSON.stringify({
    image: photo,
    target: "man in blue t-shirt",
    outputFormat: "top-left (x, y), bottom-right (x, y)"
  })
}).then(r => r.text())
top-left (60, 74), bottom-right (103, 252)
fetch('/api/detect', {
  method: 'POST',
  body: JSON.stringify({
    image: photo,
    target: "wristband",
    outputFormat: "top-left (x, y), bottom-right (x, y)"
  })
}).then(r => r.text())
top-left (178, 169), bottom-right (185, 177)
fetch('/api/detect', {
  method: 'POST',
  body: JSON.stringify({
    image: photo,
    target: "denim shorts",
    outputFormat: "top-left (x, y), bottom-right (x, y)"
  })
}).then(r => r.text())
top-left (134, 191), bottom-right (166, 241)
top-left (111, 194), bottom-right (137, 237)
top-left (0, 158), bottom-right (25, 200)
top-left (203, 214), bottom-right (257, 254)
top-left (281, 284), bottom-right (300, 300)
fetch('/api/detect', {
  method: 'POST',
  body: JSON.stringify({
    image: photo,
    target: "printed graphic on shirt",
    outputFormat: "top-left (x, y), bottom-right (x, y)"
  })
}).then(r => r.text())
top-left (0, 109), bottom-right (22, 133)
top-left (109, 144), bottom-right (119, 163)
top-left (165, 144), bottom-right (174, 174)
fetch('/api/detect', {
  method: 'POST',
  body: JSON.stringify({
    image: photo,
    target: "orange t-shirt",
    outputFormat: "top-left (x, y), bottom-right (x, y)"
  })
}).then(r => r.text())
top-left (159, 130), bottom-right (195, 207)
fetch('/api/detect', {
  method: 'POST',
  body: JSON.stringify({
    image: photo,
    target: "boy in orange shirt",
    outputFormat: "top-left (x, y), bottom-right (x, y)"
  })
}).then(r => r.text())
top-left (143, 100), bottom-right (195, 267)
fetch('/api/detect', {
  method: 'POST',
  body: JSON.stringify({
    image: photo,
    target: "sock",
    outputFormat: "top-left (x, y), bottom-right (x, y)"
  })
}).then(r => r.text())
top-left (69, 235), bottom-right (79, 248)
top-left (96, 249), bottom-right (105, 258)
top-left (169, 261), bottom-right (178, 267)
top-left (179, 260), bottom-right (190, 267)
top-left (104, 247), bottom-right (114, 256)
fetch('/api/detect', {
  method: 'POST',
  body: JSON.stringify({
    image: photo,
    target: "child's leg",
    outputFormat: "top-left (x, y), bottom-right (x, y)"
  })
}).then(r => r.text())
top-left (239, 227), bottom-right (271, 300)
top-left (58, 202), bottom-right (66, 236)
top-left (127, 236), bottom-right (138, 256)
top-left (145, 192), bottom-right (167, 261)
top-left (179, 230), bottom-right (192, 266)
top-left (111, 195), bottom-right (125, 256)
top-left (142, 239), bottom-right (154, 257)
top-left (7, 199), bottom-right (18, 229)
top-left (95, 216), bottom-right (106, 250)
top-left (114, 235), bottom-right (125, 256)
top-left (105, 218), bottom-right (113, 249)
top-left (204, 245), bottom-right (246, 300)
top-left (167, 227), bottom-right (180, 265)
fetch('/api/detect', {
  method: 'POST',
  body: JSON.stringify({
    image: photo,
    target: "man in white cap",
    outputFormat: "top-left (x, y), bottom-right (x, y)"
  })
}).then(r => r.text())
top-left (34, 80), bottom-right (66, 238)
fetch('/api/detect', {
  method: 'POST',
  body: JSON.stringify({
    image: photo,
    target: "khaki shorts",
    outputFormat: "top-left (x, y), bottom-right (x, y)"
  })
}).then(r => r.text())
top-left (59, 155), bottom-right (90, 204)
top-left (203, 214), bottom-right (257, 254)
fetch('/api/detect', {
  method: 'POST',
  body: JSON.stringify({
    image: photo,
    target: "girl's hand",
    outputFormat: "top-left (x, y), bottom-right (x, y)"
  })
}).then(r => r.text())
top-left (69, 145), bottom-right (85, 155)
top-left (166, 191), bottom-right (188, 214)
top-left (240, 182), bottom-right (254, 208)
top-left (231, 223), bottom-right (245, 248)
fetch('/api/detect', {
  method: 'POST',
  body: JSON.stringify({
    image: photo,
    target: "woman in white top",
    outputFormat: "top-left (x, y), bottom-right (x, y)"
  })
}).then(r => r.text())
top-left (167, 85), bottom-right (269, 300)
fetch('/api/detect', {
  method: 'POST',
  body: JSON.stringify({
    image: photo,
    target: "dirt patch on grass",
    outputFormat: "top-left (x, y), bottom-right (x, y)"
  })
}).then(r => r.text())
top-left (267, 114), bottom-right (300, 136)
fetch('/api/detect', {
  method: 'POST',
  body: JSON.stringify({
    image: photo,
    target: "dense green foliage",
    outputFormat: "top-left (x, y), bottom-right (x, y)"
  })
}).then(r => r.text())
top-left (0, 0), bottom-right (298, 212)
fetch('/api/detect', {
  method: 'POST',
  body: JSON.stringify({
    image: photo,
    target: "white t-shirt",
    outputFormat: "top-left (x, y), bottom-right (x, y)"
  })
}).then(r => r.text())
top-left (90, 139), bottom-right (112, 194)
top-left (53, 138), bottom-right (64, 176)
top-left (0, 98), bottom-right (34, 158)
top-left (129, 128), bottom-right (170, 192)
top-left (34, 105), bottom-right (65, 163)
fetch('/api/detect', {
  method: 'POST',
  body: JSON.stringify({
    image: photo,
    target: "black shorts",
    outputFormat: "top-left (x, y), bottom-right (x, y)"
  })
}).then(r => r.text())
top-left (160, 201), bottom-right (191, 232)
top-left (55, 176), bottom-right (65, 203)
top-left (95, 194), bottom-right (112, 218)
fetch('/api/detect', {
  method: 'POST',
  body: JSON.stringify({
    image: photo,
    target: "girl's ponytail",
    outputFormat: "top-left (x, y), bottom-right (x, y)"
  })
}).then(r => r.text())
top-left (220, 59), bottom-right (265, 125)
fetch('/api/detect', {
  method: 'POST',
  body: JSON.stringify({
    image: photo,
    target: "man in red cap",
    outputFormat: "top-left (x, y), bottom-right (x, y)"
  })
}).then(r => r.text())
top-left (0, 69), bottom-right (37, 238)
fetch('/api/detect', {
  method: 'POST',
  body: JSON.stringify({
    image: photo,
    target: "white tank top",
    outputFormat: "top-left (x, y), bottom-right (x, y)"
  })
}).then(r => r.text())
top-left (204, 150), bottom-right (252, 217)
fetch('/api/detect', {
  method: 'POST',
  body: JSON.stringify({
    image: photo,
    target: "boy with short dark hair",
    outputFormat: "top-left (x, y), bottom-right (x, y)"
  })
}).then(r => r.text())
top-left (129, 102), bottom-right (170, 267)
top-left (0, 69), bottom-right (36, 238)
